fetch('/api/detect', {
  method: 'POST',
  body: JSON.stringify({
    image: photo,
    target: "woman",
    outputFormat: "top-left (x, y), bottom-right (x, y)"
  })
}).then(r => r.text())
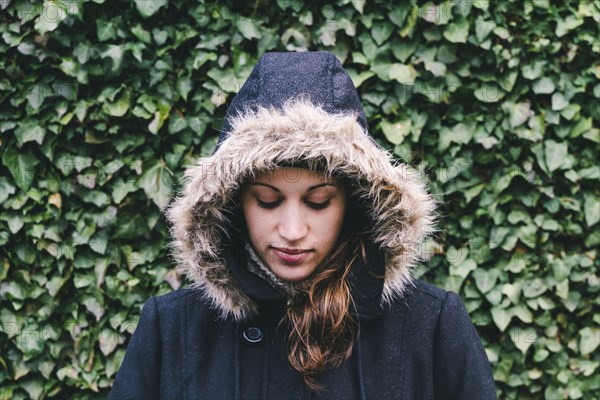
top-left (109, 51), bottom-right (497, 399)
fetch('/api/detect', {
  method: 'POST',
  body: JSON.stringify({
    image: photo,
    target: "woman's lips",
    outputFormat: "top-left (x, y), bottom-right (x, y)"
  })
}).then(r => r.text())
top-left (273, 248), bottom-right (310, 264)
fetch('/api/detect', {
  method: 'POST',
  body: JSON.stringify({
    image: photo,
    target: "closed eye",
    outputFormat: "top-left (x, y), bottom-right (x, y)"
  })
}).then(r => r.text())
top-left (256, 200), bottom-right (330, 210)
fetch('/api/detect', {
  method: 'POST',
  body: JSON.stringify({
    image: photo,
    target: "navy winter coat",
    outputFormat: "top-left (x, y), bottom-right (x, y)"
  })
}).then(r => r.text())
top-left (109, 51), bottom-right (497, 399)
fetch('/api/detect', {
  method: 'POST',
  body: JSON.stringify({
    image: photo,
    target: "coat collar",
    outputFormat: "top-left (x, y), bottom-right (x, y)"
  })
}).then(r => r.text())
top-left (223, 233), bottom-right (386, 322)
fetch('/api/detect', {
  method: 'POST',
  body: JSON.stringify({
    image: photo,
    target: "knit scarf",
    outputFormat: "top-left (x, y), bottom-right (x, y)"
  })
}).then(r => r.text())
top-left (243, 236), bottom-right (315, 302)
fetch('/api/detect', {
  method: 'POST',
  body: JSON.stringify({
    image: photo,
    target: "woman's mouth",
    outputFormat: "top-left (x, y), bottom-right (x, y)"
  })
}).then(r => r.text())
top-left (273, 248), bottom-right (311, 264)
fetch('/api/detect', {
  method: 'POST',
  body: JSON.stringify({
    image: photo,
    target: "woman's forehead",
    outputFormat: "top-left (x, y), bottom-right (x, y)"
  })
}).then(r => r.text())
top-left (241, 168), bottom-right (349, 197)
top-left (249, 181), bottom-right (338, 194)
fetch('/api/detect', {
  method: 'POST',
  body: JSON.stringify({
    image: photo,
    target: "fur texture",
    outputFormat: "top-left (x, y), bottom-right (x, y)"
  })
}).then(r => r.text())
top-left (164, 99), bottom-right (439, 322)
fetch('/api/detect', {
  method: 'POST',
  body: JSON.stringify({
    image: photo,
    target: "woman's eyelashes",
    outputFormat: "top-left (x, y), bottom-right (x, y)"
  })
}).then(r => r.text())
top-left (256, 199), bottom-right (331, 210)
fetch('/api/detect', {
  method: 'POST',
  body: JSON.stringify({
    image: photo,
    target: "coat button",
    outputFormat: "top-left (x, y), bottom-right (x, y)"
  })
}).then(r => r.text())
top-left (243, 326), bottom-right (263, 343)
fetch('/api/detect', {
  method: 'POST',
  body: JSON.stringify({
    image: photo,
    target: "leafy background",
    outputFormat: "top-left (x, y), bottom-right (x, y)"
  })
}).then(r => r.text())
top-left (1, 0), bottom-right (598, 398)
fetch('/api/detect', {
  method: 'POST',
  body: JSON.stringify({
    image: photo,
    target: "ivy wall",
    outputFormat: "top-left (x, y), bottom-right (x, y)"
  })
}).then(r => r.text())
top-left (1, 0), bottom-right (598, 398)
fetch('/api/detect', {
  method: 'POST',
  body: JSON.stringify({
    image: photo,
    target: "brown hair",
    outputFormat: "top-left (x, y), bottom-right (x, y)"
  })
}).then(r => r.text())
top-left (279, 175), bottom-right (384, 394)
top-left (230, 170), bottom-right (384, 394)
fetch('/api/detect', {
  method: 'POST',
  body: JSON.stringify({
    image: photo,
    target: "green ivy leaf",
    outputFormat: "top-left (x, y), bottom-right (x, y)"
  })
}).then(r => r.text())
top-left (21, 378), bottom-right (44, 399)
top-left (583, 192), bottom-right (600, 227)
top-left (148, 103), bottom-right (172, 134)
top-left (76, 189), bottom-right (111, 208)
top-left (512, 304), bottom-right (533, 323)
top-left (441, 122), bottom-right (476, 149)
top-left (0, 180), bottom-right (16, 204)
top-left (14, 125), bottom-right (46, 147)
top-left (523, 278), bottom-right (547, 298)
top-left (551, 93), bottom-right (569, 111)
top-left (348, 70), bottom-right (375, 88)
top-left (398, 4), bottom-right (418, 37)
top-left (579, 327), bottom-right (599, 356)
top-left (443, 16), bottom-right (469, 43)
top-left (381, 118), bottom-right (412, 145)
top-left (475, 17), bottom-right (495, 41)
top-left (502, 282), bottom-right (522, 305)
top-left (544, 140), bottom-right (569, 172)
top-left (388, 63), bottom-right (417, 84)
top-left (99, 328), bottom-right (120, 356)
top-left (570, 117), bottom-right (592, 138)
top-left (491, 306), bottom-right (513, 332)
top-left (134, 0), bottom-right (168, 18)
top-left (472, 268), bottom-right (500, 294)
top-left (533, 77), bottom-right (555, 94)
top-left (137, 159), bottom-right (173, 210)
top-left (556, 15), bottom-right (584, 37)
top-left (522, 60), bottom-right (545, 80)
top-left (502, 102), bottom-right (532, 128)
top-left (474, 84), bottom-right (505, 103)
top-left (176, 75), bottom-right (193, 101)
top-left (97, 20), bottom-right (116, 41)
top-left (34, 1), bottom-right (68, 34)
top-left (450, 258), bottom-right (477, 280)
top-left (102, 88), bottom-right (132, 117)
top-left (101, 45), bottom-right (124, 72)
top-left (562, 291), bottom-right (581, 313)
top-left (2, 147), bottom-right (40, 191)
top-left (371, 21), bottom-right (394, 45)
top-left (424, 60), bottom-right (447, 77)
top-left (389, 3), bottom-right (410, 27)
top-left (509, 326), bottom-right (535, 354)
top-left (112, 212), bottom-right (149, 240)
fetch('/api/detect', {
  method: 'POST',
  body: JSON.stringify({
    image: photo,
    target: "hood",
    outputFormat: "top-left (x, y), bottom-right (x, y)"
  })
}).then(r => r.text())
top-left (164, 51), bottom-right (438, 323)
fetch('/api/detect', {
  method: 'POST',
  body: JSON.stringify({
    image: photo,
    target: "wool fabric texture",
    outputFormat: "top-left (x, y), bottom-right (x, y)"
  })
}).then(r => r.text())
top-left (243, 235), bottom-right (302, 301)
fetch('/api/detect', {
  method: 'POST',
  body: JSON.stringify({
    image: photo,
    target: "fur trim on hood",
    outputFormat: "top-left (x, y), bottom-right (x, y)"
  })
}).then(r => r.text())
top-left (164, 52), bottom-right (438, 322)
top-left (165, 99), bottom-right (438, 322)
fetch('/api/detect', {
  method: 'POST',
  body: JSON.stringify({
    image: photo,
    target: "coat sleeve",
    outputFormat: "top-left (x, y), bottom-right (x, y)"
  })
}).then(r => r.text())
top-left (433, 291), bottom-right (497, 400)
top-left (109, 296), bottom-right (161, 400)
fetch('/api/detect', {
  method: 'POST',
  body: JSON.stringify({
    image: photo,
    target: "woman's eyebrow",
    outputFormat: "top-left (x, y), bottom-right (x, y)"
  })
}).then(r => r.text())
top-left (249, 182), bottom-right (336, 193)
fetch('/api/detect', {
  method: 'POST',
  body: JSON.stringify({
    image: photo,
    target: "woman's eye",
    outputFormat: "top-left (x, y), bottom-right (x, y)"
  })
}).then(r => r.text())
top-left (256, 200), bottom-right (330, 210)
top-left (256, 200), bottom-right (280, 209)
top-left (307, 201), bottom-right (330, 210)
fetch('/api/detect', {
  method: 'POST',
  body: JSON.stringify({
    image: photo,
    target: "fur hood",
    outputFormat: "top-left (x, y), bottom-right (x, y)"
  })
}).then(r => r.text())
top-left (164, 52), bottom-right (438, 322)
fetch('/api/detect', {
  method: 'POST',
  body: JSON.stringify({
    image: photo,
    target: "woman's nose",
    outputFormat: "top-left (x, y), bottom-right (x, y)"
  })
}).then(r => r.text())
top-left (277, 205), bottom-right (308, 241)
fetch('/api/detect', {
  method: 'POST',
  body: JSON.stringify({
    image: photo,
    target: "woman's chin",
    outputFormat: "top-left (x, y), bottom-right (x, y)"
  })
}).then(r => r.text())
top-left (271, 264), bottom-right (315, 283)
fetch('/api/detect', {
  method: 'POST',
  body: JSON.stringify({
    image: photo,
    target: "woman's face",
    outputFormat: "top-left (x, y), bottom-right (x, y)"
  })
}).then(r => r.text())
top-left (241, 167), bottom-right (347, 283)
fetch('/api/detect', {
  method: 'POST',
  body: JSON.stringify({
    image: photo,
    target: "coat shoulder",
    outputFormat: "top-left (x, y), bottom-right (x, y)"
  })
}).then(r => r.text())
top-left (409, 279), bottom-right (449, 302)
top-left (382, 278), bottom-right (451, 319)
top-left (151, 287), bottom-right (214, 318)
top-left (153, 287), bottom-right (197, 304)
